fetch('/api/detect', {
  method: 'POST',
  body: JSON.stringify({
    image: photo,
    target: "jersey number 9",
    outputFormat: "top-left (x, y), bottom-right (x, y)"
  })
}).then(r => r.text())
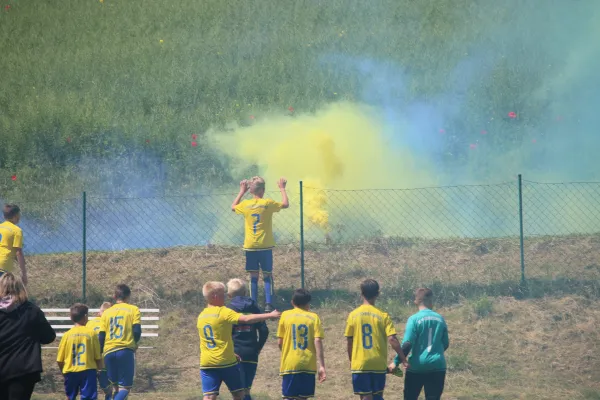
top-left (203, 324), bottom-right (217, 349)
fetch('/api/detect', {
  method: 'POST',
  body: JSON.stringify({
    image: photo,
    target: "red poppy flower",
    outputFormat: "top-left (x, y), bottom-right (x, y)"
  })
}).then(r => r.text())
top-left (532, 139), bottom-right (537, 143)
top-left (439, 129), bottom-right (445, 134)
top-left (192, 134), bottom-right (197, 140)
top-left (11, 175), bottom-right (17, 181)
top-left (481, 130), bottom-right (487, 135)
top-left (4, 5), bottom-right (10, 11)
top-left (145, 139), bottom-right (150, 144)
top-left (66, 137), bottom-right (72, 143)
top-left (288, 106), bottom-right (295, 113)
top-left (249, 115), bottom-right (255, 120)
top-left (508, 112), bottom-right (517, 119)
top-left (191, 141), bottom-right (197, 147)
top-left (469, 144), bottom-right (477, 149)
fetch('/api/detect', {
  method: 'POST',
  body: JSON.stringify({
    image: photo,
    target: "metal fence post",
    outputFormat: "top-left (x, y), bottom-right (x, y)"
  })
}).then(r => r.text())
top-left (299, 181), bottom-right (305, 289)
top-left (82, 191), bottom-right (87, 301)
top-left (518, 175), bottom-right (526, 285)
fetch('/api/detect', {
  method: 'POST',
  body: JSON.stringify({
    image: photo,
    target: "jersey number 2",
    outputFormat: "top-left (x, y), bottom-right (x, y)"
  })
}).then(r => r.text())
top-left (251, 214), bottom-right (260, 234)
top-left (71, 343), bottom-right (86, 366)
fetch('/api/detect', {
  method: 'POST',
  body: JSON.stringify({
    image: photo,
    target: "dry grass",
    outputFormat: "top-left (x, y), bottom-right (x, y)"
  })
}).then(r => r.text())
top-left (30, 235), bottom-right (600, 399)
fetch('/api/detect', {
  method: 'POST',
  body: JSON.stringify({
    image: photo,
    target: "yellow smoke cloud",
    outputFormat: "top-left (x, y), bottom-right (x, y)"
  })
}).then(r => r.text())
top-left (210, 101), bottom-right (437, 235)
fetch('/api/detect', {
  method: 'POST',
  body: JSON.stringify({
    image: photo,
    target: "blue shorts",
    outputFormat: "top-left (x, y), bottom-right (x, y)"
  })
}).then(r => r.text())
top-left (64, 370), bottom-right (98, 400)
top-left (200, 364), bottom-right (245, 396)
top-left (104, 349), bottom-right (135, 388)
top-left (98, 369), bottom-right (110, 391)
top-left (240, 362), bottom-right (258, 390)
top-left (245, 250), bottom-right (273, 273)
top-left (282, 373), bottom-right (316, 399)
top-left (352, 373), bottom-right (386, 398)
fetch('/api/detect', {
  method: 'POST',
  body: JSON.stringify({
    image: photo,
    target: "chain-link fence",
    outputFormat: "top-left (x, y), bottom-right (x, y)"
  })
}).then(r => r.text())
top-left (13, 176), bottom-right (600, 305)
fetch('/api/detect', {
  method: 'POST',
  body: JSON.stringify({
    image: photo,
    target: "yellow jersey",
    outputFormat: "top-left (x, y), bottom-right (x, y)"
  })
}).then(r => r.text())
top-left (86, 318), bottom-right (104, 335)
top-left (56, 325), bottom-right (101, 373)
top-left (277, 308), bottom-right (324, 375)
top-left (100, 303), bottom-right (141, 356)
top-left (0, 221), bottom-right (23, 274)
top-left (344, 304), bottom-right (397, 373)
top-left (197, 306), bottom-right (242, 369)
top-left (234, 198), bottom-right (283, 250)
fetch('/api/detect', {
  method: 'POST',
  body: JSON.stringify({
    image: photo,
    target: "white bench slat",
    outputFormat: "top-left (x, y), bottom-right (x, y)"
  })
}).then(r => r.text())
top-left (51, 325), bottom-right (159, 330)
top-left (43, 346), bottom-right (155, 350)
top-left (46, 316), bottom-right (159, 321)
top-left (56, 332), bottom-right (158, 338)
top-left (42, 308), bottom-right (160, 313)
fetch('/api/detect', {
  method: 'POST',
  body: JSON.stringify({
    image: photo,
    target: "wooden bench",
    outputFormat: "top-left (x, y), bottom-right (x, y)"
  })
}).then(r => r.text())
top-left (41, 308), bottom-right (160, 349)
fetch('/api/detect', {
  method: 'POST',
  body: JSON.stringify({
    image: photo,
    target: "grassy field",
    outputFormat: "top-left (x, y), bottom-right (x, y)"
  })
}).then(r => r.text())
top-left (0, 0), bottom-right (577, 199)
top-left (25, 234), bottom-right (600, 399)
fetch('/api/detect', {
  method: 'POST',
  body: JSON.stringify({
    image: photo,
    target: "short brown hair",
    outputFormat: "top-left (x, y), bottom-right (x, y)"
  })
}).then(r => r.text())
top-left (360, 279), bottom-right (380, 300)
top-left (249, 176), bottom-right (265, 195)
top-left (0, 272), bottom-right (28, 304)
top-left (3, 204), bottom-right (20, 220)
top-left (114, 284), bottom-right (131, 301)
top-left (414, 287), bottom-right (433, 306)
top-left (70, 303), bottom-right (89, 323)
top-left (292, 288), bottom-right (312, 307)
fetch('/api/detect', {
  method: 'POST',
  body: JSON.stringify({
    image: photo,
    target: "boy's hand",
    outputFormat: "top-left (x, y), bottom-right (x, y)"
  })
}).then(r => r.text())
top-left (268, 310), bottom-right (282, 319)
top-left (387, 362), bottom-right (397, 373)
top-left (239, 180), bottom-right (249, 193)
top-left (401, 360), bottom-right (410, 369)
top-left (318, 366), bottom-right (327, 383)
top-left (277, 177), bottom-right (287, 189)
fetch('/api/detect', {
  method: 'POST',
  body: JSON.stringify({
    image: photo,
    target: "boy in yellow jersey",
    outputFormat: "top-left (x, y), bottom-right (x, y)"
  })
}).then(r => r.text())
top-left (277, 289), bottom-right (326, 400)
top-left (0, 204), bottom-right (27, 285)
top-left (231, 176), bottom-right (289, 312)
top-left (345, 279), bottom-right (409, 400)
top-left (99, 285), bottom-right (141, 400)
top-left (57, 303), bottom-right (103, 400)
top-left (87, 302), bottom-right (112, 400)
top-left (198, 281), bottom-right (281, 400)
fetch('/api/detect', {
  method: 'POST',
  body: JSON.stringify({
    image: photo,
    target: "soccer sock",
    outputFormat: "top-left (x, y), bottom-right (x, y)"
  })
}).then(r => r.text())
top-left (250, 276), bottom-right (259, 302)
top-left (264, 275), bottom-right (273, 304)
top-left (113, 389), bottom-right (129, 400)
top-left (243, 395), bottom-right (252, 400)
top-left (104, 392), bottom-right (112, 400)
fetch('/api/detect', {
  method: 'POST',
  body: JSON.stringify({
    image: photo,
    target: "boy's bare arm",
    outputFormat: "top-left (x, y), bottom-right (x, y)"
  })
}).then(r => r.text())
top-left (388, 335), bottom-right (409, 366)
top-left (231, 180), bottom-right (249, 211)
top-left (239, 310), bottom-right (281, 324)
top-left (315, 338), bottom-right (326, 382)
top-left (96, 358), bottom-right (104, 370)
top-left (57, 361), bottom-right (64, 374)
top-left (15, 248), bottom-right (26, 285)
top-left (346, 337), bottom-right (353, 362)
top-left (278, 337), bottom-right (283, 350)
top-left (278, 178), bottom-right (289, 208)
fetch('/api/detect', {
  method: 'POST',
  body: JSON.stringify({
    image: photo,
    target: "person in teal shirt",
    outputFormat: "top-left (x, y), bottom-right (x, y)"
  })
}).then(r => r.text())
top-left (390, 288), bottom-right (449, 400)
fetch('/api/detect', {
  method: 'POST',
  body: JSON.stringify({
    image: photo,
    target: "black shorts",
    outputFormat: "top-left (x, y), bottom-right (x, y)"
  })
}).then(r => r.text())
top-left (404, 370), bottom-right (446, 400)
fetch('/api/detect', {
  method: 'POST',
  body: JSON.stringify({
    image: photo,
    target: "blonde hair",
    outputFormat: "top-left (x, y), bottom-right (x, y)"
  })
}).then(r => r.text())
top-left (0, 272), bottom-right (28, 304)
top-left (226, 278), bottom-right (247, 297)
top-left (97, 301), bottom-right (112, 316)
top-left (249, 176), bottom-right (265, 195)
top-left (202, 281), bottom-right (226, 299)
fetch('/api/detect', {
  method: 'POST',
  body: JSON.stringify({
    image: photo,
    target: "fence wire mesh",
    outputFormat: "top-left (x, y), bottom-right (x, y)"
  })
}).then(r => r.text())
top-left (521, 181), bottom-right (600, 297)
top-left (10, 179), bottom-right (600, 306)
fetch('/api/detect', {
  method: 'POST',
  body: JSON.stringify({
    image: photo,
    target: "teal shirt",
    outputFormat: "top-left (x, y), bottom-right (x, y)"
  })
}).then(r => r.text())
top-left (394, 309), bottom-right (449, 373)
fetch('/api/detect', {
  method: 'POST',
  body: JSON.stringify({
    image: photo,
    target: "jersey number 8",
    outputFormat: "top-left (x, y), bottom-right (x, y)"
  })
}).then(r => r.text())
top-left (362, 323), bottom-right (373, 349)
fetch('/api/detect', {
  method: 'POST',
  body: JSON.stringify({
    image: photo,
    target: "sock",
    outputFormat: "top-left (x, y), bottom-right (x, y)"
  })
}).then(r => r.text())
top-left (113, 389), bottom-right (129, 400)
top-left (105, 393), bottom-right (112, 400)
top-left (264, 275), bottom-right (273, 304)
top-left (250, 277), bottom-right (259, 302)
top-left (244, 395), bottom-right (252, 400)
